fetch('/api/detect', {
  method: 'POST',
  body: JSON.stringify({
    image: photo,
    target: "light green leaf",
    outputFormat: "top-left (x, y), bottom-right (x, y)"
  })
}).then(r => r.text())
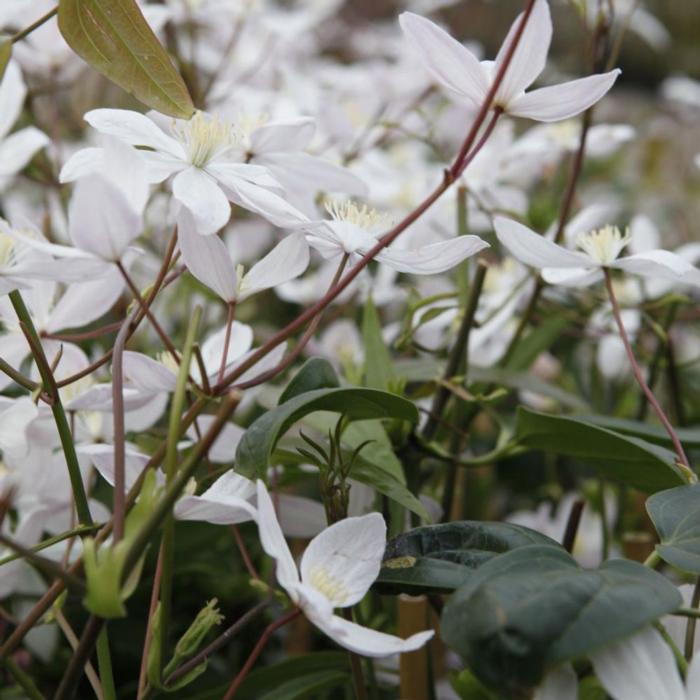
top-left (362, 294), bottom-right (397, 391)
top-left (58, 0), bottom-right (195, 118)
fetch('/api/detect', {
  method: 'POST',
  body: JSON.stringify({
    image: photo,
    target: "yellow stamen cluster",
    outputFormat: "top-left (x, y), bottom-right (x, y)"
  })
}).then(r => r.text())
top-left (576, 225), bottom-right (631, 265)
top-left (324, 199), bottom-right (385, 230)
top-left (306, 565), bottom-right (351, 606)
top-left (174, 112), bottom-right (238, 168)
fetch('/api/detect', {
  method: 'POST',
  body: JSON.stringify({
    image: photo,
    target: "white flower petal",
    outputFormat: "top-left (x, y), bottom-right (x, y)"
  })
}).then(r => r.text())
top-left (172, 167), bottom-right (231, 235)
top-left (178, 211), bottom-right (237, 301)
top-left (541, 267), bottom-right (603, 287)
top-left (300, 512), bottom-right (385, 608)
top-left (122, 351), bottom-right (177, 393)
top-left (507, 70), bottom-right (621, 122)
top-left (376, 235), bottom-right (488, 275)
top-left (686, 651), bottom-right (700, 699)
top-left (494, 216), bottom-right (592, 269)
top-left (0, 398), bottom-right (38, 459)
top-left (200, 321), bottom-right (253, 378)
top-left (0, 127), bottom-right (49, 177)
top-left (611, 250), bottom-right (700, 286)
top-left (277, 495), bottom-right (327, 538)
top-left (0, 62), bottom-right (26, 140)
top-left (590, 626), bottom-right (686, 700)
top-left (174, 471), bottom-right (256, 524)
top-left (256, 480), bottom-right (301, 595)
top-left (185, 415), bottom-right (244, 463)
top-left (495, 0), bottom-right (552, 105)
top-left (399, 12), bottom-right (489, 106)
top-left (250, 118), bottom-right (315, 153)
top-left (78, 444), bottom-right (152, 493)
top-left (533, 663), bottom-right (578, 700)
top-left (84, 109), bottom-right (185, 160)
top-left (241, 233), bottom-right (309, 300)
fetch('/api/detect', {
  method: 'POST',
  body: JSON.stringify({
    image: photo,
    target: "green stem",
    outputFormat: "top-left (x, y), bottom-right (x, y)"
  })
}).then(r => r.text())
top-left (655, 621), bottom-right (688, 676)
top-left (158, 306), bottom-right (202, 680)
top-left (10, 291), bottom-right (93, 526)
top-left (0, 357), bottom-right (40, 393)
top-left (2, 656), bottom-right (46, 700)
top-left (643, 550), bottom-right (661, 568)
top-left (97, 628), bottom-right (117, 700)
top-left (0, 524), bottom-right (99, 566)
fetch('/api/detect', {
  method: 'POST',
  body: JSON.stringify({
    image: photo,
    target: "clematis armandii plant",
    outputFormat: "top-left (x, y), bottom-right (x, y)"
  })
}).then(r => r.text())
top-left (62, 108), bottom-right (311, 235)
top-left (256, 480), bottom-right (434, 657)
top-left (400, 0), bottom-right (620, 122)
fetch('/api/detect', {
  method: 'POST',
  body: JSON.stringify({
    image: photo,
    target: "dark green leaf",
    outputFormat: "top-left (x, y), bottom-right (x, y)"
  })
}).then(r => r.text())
top-left (278, 357), bottom-right (339, 404)
top-left (58, 0), bottom-right (195, 118)
top-left (362, 295), bottom-right (396, 391)
top-left (647, 484), bottom-right (700, 573)
top-left (236, 388), bottom-right (419, 478)
top-left (504, 316), bottom-right (568, 371)
top-left (375, 521), bottom-right (561, 593)
top-left (578, 414), bottom-right (700, 449)
top-left (515, 407), bottom-right (686, 493)
top-left (441, 545), bottom-right (681, 693)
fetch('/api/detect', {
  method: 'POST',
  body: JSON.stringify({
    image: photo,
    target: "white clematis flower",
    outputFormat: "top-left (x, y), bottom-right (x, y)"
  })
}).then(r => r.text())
top-left (63, 109), bottom-right (309, 235)
top-left (399, 0), bottom-right (620, 122)
top-left (177, 210), bottom-right (310, 303)
top-left (590, 626), bottom-right (700, 700)
top-left (304, 200), bottom-right (488, 274)
top-left (494, 217), bottom-right (700, 288)
top-left (255, 480), bottom-right (434, 657)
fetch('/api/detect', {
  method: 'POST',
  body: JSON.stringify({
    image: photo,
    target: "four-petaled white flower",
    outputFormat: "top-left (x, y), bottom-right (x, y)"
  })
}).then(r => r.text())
top-left (61, 109), bottom-right (309, 235)
top-left (400, 0), bottom-right (620, 122)
top-left (494, 216), bottom-right (700, 288)
top-left (304, 199), bottom-right (489, 274)
top-left (256, 480), bottom-right (434, 657)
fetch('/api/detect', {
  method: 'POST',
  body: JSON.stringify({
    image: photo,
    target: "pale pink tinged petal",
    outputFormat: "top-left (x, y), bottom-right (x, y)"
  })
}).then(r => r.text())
top-left (69, 177), bottom-right (141, 261)
top-left (0, 62), bottom-right (27, 139)
top-left (172, 167), bottom-right (231, 235)
top-left (177, 211), bottom-right (237, 301)
top-left (46, 267), bottom-right (124, 333)
top-left (507, 70), bottom-right (621, 122)
top-left (590, 627), bottom-right (686, 700)
top-left (300, 512), bottom-right (386, 607)
top-left (124, 392), bottom-right (169, 432)
top-left (533, 664), bottom-right (578, 700)
top-left (277, 495), bottom-right (327, 538)
top-left (200, 321), bottom-right (253, 377)
top-left (59, 148), bottom-right (105, 183)
top-left (0, 398), bottom-right (38, 459)
top-left (78, 444), bottom-right (151, 492)
top-left (122, 351), bottom-right (177, 393)
top-left (309, 611), bottom-right (434, 658)
top-left (399, 12), bottom-right (489, 106)
top-left (250, 118), bottom-right (316, 153)
top-left (220, 176), bottom-right (309, 228)
top-left (376, 235), bottom-right (488, 275)
top-left (84, 109), bottom-right (186, 160)
top-left (541, 267), bottom-right (603, 287)
top-left (186, 415), bottom-right (244, 463)
top-left (255, 480), bottom-right (301, 595)
top-left (241, 233), bottom-right (310, 300)
top-left (66, 384), bottom-right (154, 412)
top-left (174, 471), bottom-right (256, 524)
top-left (0, 127), bottom-right (49, 176)
top-left (494, 216), bottom-right (592, 268)
top-left (231, 342), bottom-right (287, 385)
top-left (611, 250), bottom-right (699, 285)
top-left (0, 332), bottom-right (31, 391)
top-left (257, 152), bottom-right (368, 198)
top-left (495, 0), bottom-right (552, 105)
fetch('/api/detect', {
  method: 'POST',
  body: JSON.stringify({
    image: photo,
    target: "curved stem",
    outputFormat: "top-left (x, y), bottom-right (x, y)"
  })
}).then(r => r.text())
top-left (603, 269), bottom-right (691, 473)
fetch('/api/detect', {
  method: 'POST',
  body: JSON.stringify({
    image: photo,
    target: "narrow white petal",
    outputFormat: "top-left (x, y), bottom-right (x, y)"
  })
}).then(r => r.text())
top-left (255, 480), bottom-right (301, 595)
top-left (376, 235), bottom-right (488, 275)
top-left (0, 62), bottom-right (26, 139)
top-left (0, 398), bottom-right (37, 459)
top-left (60, 148), bottom-right (105, 183)
top-left (232, 342), bottom-right (287, 385)
top-left (309, 609), bottom-right (434, 658)
top-left (241, 233), bottom-right (310, 300)
top-left (200, 321), bottom-right (253, 377)
top-left (507, 70), bottom-right (621, 122)
top-left (172, 167), bottom-right (231, 235)
top-left (78, 444), bottom-right (152, 492)
top-left (0, 127), bottom-right (49, 176)
top-left (174, 472), bottom-right (256, 524)
top-left (533, 664), bottom-right (578, 700)
top-left (122, 351), bottom-right (177, 393)
top-left (399, 12), bottom-right (489, 106)
top-left (611, 250), bottom-right (700, 287)
top-left (185, 416), bottom-right (244, 463)
top-left (686, 652), bottom-right (700, 699)
top-left (300, 512), bottom-right (385, 607)
top-left (177, 211), bottom-right (237, 301)
top-left (250, 118), bottom-right (315, 153)
top-left (495, 0), bottom-right (552, 104)
top-left (494, 216), bottom-right (593, 268)
top-left (541, 267), bottom-right (603, 287)
top-left (277, 495), bottom-right (327, 538)
top-left (590, 627), bottom-right (686, 700)
top-left (84, 109), bottom-right (186, 160)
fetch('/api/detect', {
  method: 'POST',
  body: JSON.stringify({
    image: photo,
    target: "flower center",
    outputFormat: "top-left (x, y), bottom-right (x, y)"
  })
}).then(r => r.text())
top-left (324, 199), bottom-right (384, 230)
top-left (306, 565), bottom-right (351, 606)
top-left (174, 112), bottom-right (238, 168)
top-left (576, 225), bottom-right (631, 265)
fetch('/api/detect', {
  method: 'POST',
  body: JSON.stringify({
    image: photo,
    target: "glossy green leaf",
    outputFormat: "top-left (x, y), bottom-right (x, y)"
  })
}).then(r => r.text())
top-left (515, 407), bottom-right (686, 493)
top-left (362, 294), bottom-right (397, 391)
top-left (278, 357), bottom-right (339, 404)
top-left (647, 484), bottom-right (700, 573)
top-left (578, 414), bottom-right (700, 449)
top-left (58, 0), bottom-right (195, 118)
top-left (441, 545), bottom-right (681, 693)
top-left (375, 521), bottom-right (561, 593)
top-left (236, 388), bottom-right (419, 478)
